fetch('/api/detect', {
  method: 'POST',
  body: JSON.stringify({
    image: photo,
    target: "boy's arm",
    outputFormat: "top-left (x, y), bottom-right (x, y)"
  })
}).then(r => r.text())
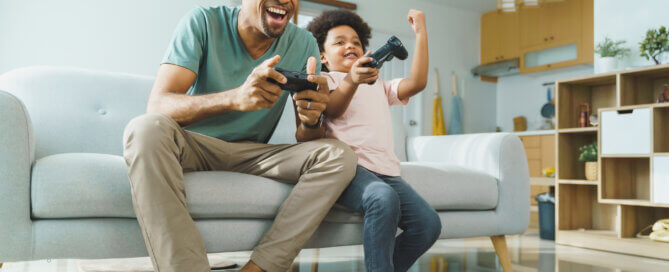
top-left (325, 57), bottom-right (378, 119)
top-left (325, 74), bottom-right (358, 119)
top-left (398, 9), bottom-right (428, 101)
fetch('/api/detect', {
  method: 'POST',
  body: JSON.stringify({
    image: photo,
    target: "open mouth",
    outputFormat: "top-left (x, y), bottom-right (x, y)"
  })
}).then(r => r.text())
top-left (343, 52), bottom-right (359, 59)
top-left (266, 6), bottom-right (288, 22)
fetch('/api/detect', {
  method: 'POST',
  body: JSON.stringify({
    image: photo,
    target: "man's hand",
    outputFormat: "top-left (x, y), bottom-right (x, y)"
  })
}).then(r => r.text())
top-left (233, 55), bottom-right (287, 112)
top-left (408, 9), bottom-right (426, 35)
top-left (349, 52), bottom-right (379, 85)
top-left (293, 56), bottom-right (329, 126)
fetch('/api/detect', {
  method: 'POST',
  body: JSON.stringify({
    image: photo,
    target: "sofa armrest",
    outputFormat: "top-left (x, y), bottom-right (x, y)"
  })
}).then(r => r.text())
top-left (407, 133), bottom-right (530, 235)
top-left (0, 90), bottom-right (34, 261)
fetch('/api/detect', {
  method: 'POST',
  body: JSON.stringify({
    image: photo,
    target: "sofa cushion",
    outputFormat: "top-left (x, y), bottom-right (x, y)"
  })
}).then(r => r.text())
top-left (400, 162), bottom-right (498, 211)
top-left (31, 153), bottom-right (497, 220)
top-left (31, 153), bottom-right (360, 221)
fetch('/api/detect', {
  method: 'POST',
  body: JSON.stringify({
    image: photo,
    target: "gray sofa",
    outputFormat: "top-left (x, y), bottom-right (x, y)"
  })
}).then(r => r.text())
top-left (0, 66), bottom-right (529, 270)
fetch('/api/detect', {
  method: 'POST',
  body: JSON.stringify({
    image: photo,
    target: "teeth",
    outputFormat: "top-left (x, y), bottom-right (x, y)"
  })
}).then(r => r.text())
top-left (267, 7), bottom-right (286, 15)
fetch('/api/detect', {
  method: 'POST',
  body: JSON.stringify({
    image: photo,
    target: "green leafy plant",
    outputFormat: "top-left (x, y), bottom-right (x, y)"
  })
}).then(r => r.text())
top-left (595, 37), bottom-right (631, 58)
top-left (578, 142), bottom-right (597, 162)
top-left (639, 26), bottom-right (669, 64)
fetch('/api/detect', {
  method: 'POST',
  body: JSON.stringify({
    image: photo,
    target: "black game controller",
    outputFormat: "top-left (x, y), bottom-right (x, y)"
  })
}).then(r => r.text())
top-left (362, 36), bottom-right (409, 84)
top-left (268, 67), bottom-right (318, 93)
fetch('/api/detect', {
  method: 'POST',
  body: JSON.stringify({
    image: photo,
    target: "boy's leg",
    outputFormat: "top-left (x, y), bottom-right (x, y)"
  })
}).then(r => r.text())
top-left (336, 166), bottom-right (401, 272)
top-left (382, 176), bottom-right (442, 272)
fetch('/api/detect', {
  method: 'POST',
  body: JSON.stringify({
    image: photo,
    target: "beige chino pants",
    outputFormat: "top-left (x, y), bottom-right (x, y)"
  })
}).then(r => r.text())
top-left (122, 113), bottom-right (357, 272)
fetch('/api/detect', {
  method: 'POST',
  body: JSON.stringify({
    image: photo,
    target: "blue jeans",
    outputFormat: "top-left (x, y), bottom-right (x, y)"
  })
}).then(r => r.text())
top-left (337, 166), bottom-right (442, 272)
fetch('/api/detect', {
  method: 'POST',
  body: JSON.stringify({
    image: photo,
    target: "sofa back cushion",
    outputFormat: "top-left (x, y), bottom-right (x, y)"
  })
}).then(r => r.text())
top-left (0, 67), bottom-right (152, 158)
top-left (0, 66), bottom-right (408, 159)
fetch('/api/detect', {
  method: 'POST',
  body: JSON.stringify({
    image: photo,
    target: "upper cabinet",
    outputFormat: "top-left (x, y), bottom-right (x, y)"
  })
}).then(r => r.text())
top-left (481, 11), bottom-right (519, 64)
top-left (519, 0), bottom-right (580, 50)
top-left (480, 0), bottom-right (593, 74)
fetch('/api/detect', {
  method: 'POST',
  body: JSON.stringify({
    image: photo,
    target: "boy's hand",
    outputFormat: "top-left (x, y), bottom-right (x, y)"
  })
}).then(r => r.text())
top-left (294, 56), bottom-right (329, 126)
top-left (408, 9), bottom-right (426, 35)
top-left (350, 51), bottom-right (379, 84)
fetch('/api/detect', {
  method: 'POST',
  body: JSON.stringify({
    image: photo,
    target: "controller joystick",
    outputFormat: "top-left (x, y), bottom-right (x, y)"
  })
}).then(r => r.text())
top-left (362, 36), bottom-right (409, 84)
top-left (268, 67), bottom-right (318, 94)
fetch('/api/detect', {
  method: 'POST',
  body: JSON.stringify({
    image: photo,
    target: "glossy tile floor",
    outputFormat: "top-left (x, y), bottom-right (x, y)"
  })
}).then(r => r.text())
top-left (2, 230), bottom-right (669, 272)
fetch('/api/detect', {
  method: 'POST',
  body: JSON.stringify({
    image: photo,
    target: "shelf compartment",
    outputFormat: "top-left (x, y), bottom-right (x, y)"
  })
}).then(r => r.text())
top-left (654, 107), bottom-right (669, 153)
top-left (557, 184), bottom-right (617, 232)
top-left (653, 155), bottom-right (669, 204)
top-left (619, 205), bottom-right (669, 238)
top-left (600, 158), bottom-right (650, 201)
top-left (619, 65), bottom-right (669, 106)
top-left (556, 74), bottom-right (617, 129)
top-left (557, 133), bottom-right (597, 180)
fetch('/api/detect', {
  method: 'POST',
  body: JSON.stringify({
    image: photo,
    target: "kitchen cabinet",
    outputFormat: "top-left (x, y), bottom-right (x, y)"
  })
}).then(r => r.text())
top-left (479, 0), bottom-right (593, 75)
top-left (519, 0), bottom-right (580, 50)
top-left (480, 11), bottom-right (519, 65)
top-left (519, 133), bottom-right (556, 229)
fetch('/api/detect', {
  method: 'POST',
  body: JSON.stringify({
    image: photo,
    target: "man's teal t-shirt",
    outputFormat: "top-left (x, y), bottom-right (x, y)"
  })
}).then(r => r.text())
top-left (162, 6), bottom-right (321, 143)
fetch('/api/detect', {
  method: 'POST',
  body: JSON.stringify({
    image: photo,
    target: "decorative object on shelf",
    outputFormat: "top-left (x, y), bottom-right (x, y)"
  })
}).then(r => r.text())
top-left (639, 26), bottom-right (669, 65)
top-left (542, 167), bottom-right (556, 178)
top-left (637, 219), bottom-right (669, 243)
top-left (578, 142), bottom-right (597, 181)
top-left (595, 37), bottom-right (631, 73)
top-left (578, 103), bottom-right (591, 127)
top-left (659, 84), bottom-right (669, 103)
top-left (589, 113), bottom-right (599, 127)
top-left (513, 116), bottom-right (527, 131)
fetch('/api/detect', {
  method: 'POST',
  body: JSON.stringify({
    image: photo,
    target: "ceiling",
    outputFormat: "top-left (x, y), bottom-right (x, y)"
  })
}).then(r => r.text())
top-left (423, 0), bottom-right (499, 13)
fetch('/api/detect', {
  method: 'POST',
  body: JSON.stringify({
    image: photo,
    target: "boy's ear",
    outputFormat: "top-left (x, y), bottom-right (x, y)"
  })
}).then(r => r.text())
top-left (320, 52), bottom-right (328, 65)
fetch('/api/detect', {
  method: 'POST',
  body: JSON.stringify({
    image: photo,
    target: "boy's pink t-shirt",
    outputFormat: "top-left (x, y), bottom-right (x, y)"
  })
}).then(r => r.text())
top-left (323, 71), bottom-right (409, 177)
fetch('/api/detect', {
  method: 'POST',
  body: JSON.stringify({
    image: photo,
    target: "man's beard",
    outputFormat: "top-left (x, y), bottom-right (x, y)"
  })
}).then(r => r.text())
top-left (261, 11), bottom-right (287, 38)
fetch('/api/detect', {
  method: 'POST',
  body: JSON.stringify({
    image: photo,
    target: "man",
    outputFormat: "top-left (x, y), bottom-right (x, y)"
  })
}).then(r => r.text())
top-left (122, 0), bottom-right (357, 271)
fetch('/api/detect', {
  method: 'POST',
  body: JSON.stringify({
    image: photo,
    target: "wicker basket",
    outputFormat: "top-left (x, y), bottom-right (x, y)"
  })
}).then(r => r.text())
top-left (585, 161), bottom-right (598, 181)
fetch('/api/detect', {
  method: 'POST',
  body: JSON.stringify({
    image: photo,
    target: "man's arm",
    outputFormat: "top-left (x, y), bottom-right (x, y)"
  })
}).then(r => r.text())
top-left (397, 9), bottom-right (428, 101)
top-left (147, 56), bottom-right (287, 127)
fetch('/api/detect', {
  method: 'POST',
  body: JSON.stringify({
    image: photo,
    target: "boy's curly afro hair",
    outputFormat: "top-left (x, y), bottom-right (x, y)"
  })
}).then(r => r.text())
top-left (306, 9), bottom-right (372, 53)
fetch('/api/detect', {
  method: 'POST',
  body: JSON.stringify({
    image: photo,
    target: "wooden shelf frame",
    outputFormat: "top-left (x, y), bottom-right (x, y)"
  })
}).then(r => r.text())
top-left (558, 179), bottom-right (597, 185)
top-left (555, 64), bottom-right (669, 261)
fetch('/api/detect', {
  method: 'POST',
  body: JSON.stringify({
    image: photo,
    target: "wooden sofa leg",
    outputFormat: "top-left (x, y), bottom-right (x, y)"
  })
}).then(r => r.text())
top-left (490, 235), bottom-right (512, 272)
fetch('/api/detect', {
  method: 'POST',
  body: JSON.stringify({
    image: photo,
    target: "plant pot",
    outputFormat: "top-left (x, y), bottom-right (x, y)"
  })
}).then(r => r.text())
top-left (597, 57), bottom-right (618, 73)
top-left (585, 161), bottom-right (598, 181)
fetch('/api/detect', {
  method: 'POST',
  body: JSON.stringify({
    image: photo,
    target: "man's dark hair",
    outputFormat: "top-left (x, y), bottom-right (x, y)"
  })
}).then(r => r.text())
top-left (306, 9), bottom-right (372, 53)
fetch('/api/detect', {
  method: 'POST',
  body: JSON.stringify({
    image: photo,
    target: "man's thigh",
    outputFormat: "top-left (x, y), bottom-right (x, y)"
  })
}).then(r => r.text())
top-left (187, 133), bottom-right (350, 184)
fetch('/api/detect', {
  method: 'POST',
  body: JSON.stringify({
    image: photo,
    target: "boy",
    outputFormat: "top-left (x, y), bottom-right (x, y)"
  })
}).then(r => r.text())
top-left (307, 9), bottom-right (441, 272)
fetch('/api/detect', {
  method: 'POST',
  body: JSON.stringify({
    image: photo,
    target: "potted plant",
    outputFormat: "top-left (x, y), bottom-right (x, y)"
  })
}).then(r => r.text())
top-left (578, 142), bottom-right (598, 181)
top-left (595, 37), bottom-right (631, 73)
top-left (639, 26), bottom-right (669, 65)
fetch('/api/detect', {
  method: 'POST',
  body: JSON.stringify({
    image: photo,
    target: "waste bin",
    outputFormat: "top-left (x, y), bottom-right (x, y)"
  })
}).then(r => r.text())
top-left (535, 192), bottom-right (555, 240)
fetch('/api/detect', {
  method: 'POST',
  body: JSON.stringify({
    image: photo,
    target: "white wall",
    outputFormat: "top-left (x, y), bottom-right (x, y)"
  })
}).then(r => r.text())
top-left (496, 65), bottom-right (592, 132)
top-left (0, 0), bottom-right (239, 77)
top-left (593, 0), bottom-right (669, 72)
top-left (348, 0), bottom-right (498, 135)
top-left (0, 0), bottom-right (494, 135)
